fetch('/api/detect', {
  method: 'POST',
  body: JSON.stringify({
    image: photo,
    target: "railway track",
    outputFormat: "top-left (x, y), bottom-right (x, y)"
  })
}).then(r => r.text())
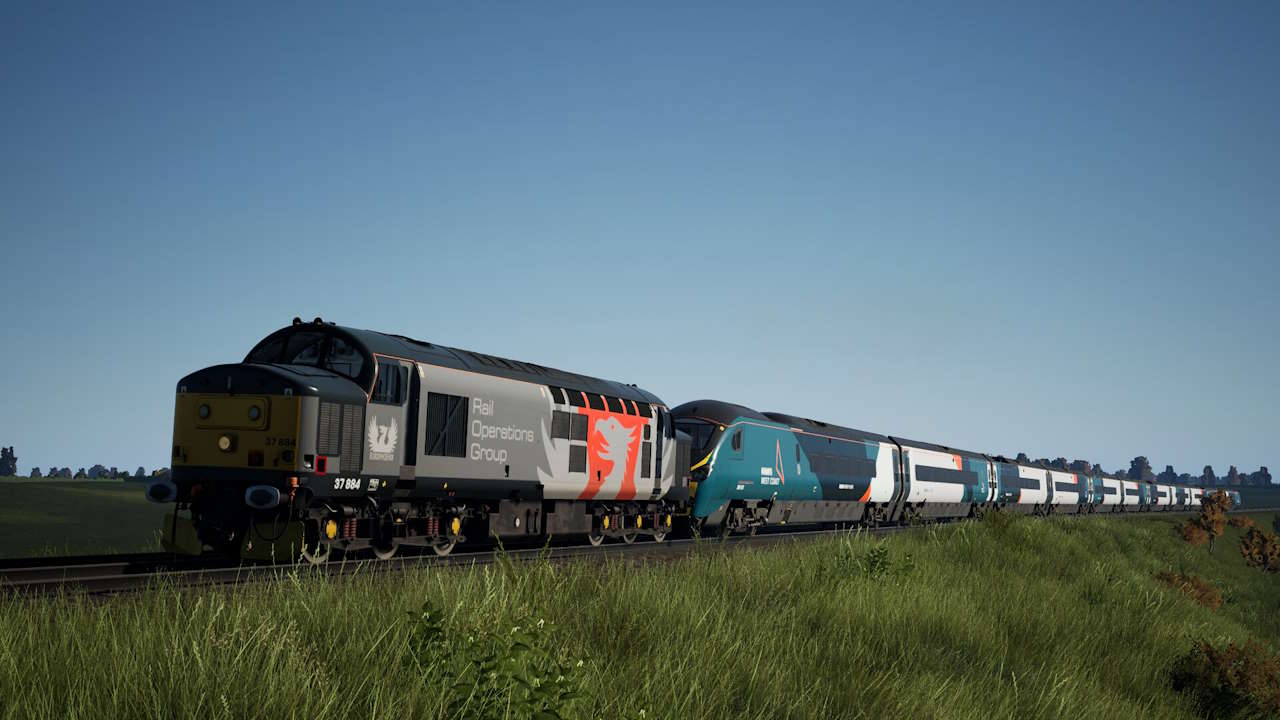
top-left (0, 508), bottom-right (1263, 597)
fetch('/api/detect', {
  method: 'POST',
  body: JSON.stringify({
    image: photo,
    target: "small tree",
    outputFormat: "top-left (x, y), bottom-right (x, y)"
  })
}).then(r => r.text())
top-left (74, 468), bottom-right (87, 479)
top-left (1227, 466), bottom-right (1241, 486)
top-left (1015, 452), bottom-right (1031, 464)
top-left (29, 467), bottom-right (41, 478)
top-left (1198, 490), bottom-right (1233, 552)
top-left (1157, 465), bottom-right (1178, 484)
top-left (135, 467), bottom-right (146, 478)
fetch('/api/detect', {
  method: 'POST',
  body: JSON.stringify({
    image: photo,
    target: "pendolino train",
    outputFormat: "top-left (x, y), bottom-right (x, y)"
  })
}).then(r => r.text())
top-left (147, 319), bottom-right (1242, 561)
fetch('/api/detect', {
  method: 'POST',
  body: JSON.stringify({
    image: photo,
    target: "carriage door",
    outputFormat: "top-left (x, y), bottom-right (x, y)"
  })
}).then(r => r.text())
top-left (401, 366), bottom-right (421, 496)
top-left (654, 408), bottom-right (667, 497)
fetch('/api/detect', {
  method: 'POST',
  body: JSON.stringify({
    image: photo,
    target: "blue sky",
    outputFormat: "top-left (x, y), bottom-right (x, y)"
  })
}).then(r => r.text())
top-left (1, 2), bottom-right (1276, 478)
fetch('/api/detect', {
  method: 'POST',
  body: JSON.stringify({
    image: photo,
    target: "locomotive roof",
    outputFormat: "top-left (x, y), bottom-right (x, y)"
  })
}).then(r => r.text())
top-left (253, 321), bottom-right (666, 406)
top-left (762, 411), bottom-right (889, 445)
top-left (670, 399), bottom-right (771, 424)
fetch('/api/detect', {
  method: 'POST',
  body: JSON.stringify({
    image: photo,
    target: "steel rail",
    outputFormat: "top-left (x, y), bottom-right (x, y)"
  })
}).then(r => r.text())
top-left (0, 507), bottom-right (1266, 597)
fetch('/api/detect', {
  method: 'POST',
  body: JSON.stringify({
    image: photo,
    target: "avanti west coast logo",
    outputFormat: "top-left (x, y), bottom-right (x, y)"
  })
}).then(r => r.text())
top-left (367, 415), bottom-right (399, 462)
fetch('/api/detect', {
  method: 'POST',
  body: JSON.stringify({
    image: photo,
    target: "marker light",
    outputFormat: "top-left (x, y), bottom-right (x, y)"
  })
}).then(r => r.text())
top-left (198, 404), bottom-right (211, 419)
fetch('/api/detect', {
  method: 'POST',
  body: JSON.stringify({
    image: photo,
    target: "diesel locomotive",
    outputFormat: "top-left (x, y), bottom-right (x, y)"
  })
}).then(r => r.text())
top-left (150, 318), bottom-right (689, 561)
top-left (147, 319), bottom-right (1239, 561)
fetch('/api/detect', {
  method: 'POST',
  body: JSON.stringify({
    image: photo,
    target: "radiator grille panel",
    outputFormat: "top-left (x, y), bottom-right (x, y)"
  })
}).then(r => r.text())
top-left (342, 404), bottom-right (364, 473)
top-left (318, 402), bottom-right (342, 456)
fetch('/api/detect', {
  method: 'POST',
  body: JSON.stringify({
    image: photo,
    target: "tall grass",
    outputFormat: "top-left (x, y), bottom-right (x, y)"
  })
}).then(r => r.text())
top-left (1, 513), bottom-right (1276, 719)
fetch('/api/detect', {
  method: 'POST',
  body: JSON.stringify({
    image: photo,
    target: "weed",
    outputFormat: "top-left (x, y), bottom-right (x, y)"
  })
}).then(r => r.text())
top-left (1171, 639), bottom-right (1280, 718)
top-left (1155, 572), bottom-right (1222, 611)
top-left (1178, 520), bottom-right (1210, 546)
top-left (404, 598), bottom-right (583, 719)
top-left (1239, 528), bottom-right (1280, 573)
top-left (1229, 516), bottom-right (1255, 530)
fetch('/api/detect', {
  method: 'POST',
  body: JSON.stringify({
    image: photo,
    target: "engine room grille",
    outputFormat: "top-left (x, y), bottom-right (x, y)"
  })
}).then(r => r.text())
top-left (342, 404), bottom-right (364, 473)
top-left (318, 402), bottom-right (342, 456)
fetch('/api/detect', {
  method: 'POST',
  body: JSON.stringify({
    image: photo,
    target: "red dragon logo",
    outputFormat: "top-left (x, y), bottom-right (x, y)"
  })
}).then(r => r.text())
top-left (577, 408), bottom-right (649, 501)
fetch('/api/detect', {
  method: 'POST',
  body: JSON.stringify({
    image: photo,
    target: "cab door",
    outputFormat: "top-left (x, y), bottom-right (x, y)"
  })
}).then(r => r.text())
top-left (363, 358), bottom-right (414, 494)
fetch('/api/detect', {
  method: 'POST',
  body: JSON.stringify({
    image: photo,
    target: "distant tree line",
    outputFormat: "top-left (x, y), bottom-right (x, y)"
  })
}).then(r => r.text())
top-left (2, 445), bottom-right (162, 479)
top-left (1012, 451), bottom-right (1272, 487)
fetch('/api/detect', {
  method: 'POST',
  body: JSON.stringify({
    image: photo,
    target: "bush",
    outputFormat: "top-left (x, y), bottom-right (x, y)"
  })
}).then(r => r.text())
top-left (1178, 520), bottom-right (1210, 546)
top-left (404, 597), bottom-right (584, 719)
top-left (1170, 639), bottom-right (1280, 718)
top-left (1239, 528), bottom-right (1280, 573)
top-left (1155, 572), bottom-right (1222, 611)
top-left (1229, 516), bottom-right (1255, 530)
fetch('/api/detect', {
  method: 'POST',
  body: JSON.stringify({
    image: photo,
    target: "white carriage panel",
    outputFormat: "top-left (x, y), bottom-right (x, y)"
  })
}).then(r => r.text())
top-left (905, 447), bottom-right (966, 504)
top-left (1018, 465), bottom-right (1048, 506)
top-left (1048, 470), bottom-right (1081, 505)
top-left (1121, 480), bottom-right (1139, 506)
top-left (1102, 478), bottom-right (1122, 505)
top-left (869, 441), bottom-right (896, 503)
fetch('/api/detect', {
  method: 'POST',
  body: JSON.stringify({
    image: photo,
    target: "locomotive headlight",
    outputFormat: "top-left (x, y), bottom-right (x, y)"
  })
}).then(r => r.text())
top-left (248, 405), bottom-right (261, 421)
top-left (198, 404), bottom-right (211, 419)
top-left (217, 434), bottom-right (235, 452)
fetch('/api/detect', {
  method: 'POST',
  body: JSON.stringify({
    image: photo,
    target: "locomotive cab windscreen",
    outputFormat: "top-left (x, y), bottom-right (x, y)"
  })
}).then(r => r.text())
top-left (244, 326), bottom-right (375, 392)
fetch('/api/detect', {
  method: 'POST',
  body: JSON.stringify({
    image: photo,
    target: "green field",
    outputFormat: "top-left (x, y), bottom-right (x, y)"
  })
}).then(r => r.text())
top-left (1, 511), bottom-right (1276, 719)
top-left (0, 478), bottom-right (166, 557)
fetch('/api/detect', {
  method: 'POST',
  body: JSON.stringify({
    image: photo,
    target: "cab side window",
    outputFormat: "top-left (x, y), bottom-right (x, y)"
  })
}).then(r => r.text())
top-left (731, 428), bottom-right (742, 452)
top-left (371, 361), bottom-right (407, 405)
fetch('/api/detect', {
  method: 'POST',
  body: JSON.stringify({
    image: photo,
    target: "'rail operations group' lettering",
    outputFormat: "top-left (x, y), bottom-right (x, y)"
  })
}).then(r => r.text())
top-left (468, 397), bottom-right (535, 463)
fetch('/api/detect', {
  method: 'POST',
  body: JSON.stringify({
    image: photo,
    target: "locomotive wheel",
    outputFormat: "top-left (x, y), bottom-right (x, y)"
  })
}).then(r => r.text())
top-left (301, 540), bottom-right (331, 566)
top-left (432, 537), bottom-right (457, 557)
top-left (374, 540), bottom-right (398, 560)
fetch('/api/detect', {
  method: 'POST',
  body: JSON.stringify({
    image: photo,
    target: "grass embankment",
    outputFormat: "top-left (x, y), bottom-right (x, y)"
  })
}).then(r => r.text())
top-left (1, 512), bottom-right (1277, 719)
top-left (0, 479), bottom-right (164, 558)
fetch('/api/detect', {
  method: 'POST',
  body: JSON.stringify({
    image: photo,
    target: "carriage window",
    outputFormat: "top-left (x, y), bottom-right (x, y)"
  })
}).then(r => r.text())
top-left (605, 396), bottom-right (624, 413)
top-left (548, 386), bottom-right (566, 405)
top-left (566, 390), bottom-right (586, 408)
top-left (372, 362), bottom-right (407, 405)
top-left (587, 394), bottom-right (605, 411)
